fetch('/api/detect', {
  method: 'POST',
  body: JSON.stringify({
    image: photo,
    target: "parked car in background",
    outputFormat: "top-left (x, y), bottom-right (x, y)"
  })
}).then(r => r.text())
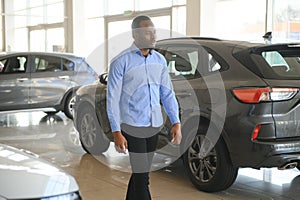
top-left (73, 37), bottom-right (300, 192)
top-left (0, 143), bottom-right (81, 199)
top-left (0, 52), bottom-right (98, 119)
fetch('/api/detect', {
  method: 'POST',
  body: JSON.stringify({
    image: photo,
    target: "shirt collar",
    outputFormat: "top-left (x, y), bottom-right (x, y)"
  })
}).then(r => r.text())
top-left (130, 43), bottom-right (153, 56)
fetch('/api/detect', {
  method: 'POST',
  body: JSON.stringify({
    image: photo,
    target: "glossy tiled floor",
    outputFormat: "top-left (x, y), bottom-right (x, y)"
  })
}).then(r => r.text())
top-left (1, 111), bottom-right (300, 200)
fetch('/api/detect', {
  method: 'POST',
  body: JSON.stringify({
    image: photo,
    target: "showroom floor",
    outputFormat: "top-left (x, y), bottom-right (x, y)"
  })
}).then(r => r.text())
top-left (1, 111), bottom-right (300, 200)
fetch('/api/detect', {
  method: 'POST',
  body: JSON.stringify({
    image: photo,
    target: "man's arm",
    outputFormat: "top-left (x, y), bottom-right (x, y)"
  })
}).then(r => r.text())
top-left (159, 62), bottom-right (182, 144)
top-left (170, 122), bottom-right (182, 145)
top-left (107, 59), bottom-right (123, 133)
top-left (107, 60), bottom-right (128, 153)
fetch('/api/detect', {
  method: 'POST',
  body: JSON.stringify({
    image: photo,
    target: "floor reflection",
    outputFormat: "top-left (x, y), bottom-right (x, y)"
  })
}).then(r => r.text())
top-left (0, 111), bottom-right (83, 160)
top-left (1, 111), bottom-right (300, 199)
top-left (0, 111), bottom-right (66, 127)
top-left (39, 113), bottom-right (64, 125)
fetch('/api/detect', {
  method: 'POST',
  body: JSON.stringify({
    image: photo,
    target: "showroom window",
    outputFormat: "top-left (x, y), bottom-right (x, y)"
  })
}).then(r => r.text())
top-left (75, 0), bottom-right (186, 55)
top-left (200, 0), bottom-right (300, 43)
top-left (105, 0), bottom-right (135, 15)
top-left (200, 0), bottom-right (266, 42)
top-left (4, 0), bottom-right (65, 52)
top-left (2, 0), bottom-right (300, 54)
top-left (74, 0), bottom-right (186, 74)
top-left (134, 0), bottom-right (172, 11)
top-left (271, 0), bottom-right (300, 42)
top-left (0, 2), bottom-right (3, 51)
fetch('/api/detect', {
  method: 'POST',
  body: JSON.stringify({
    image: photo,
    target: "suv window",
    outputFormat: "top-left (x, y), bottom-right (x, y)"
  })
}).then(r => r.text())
top-left (262, 50), bottom-right (300, 77)
top-left (75, 58), bottom-right (91, 72)
top-left (234, 45), bottom-right (300, 80)
top-left (0, 56), bottom-right (27, 74)
top-left (34, 56), bottom-right (74, 72)
top-left (159, 45), bottom-right (223, 79)
top-left (164, 46), bottom-right (198, 78)
top-left (208, 53), bottom-right (222, 72)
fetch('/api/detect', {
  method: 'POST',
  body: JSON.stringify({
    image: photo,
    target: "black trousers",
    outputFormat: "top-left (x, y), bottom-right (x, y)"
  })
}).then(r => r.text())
top-left (121, 125), bottom-right (159, 200)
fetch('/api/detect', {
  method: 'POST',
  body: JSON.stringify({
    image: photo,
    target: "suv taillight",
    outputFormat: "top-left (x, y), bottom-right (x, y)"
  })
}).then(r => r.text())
top-left (232, 87), bottom-right (298, 103)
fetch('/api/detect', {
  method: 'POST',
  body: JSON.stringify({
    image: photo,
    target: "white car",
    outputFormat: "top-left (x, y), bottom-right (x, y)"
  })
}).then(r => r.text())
top-left (0, 144), bottom-right (81, 200)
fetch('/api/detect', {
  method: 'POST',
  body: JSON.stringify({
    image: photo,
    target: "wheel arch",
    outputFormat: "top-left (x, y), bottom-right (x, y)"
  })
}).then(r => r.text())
top-left (181, 115), bottom-right (238, 192)
top-left (181, 115), bottom-right (233, 165)
top-left (61, 86), bottom-right (81, 109)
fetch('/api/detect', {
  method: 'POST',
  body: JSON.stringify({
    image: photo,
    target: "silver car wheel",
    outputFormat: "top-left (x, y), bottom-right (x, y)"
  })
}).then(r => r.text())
top-left (68, 96), bottom-right (76, 115)
top-left (80, 112), bottom-right (97, 148)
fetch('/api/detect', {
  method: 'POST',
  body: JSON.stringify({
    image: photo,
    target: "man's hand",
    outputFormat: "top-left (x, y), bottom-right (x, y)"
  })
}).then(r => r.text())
top-left (170, 123), bottom-right (182, 145)
top-left (113, 131), bottom-right (128, 154)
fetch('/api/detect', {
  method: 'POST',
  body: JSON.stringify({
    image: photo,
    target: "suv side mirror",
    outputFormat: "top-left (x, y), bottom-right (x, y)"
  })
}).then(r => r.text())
top-left (99, 73), bottom-right (108, 85)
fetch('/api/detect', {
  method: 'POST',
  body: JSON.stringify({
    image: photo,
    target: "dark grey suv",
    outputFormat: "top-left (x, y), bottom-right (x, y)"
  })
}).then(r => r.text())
top-left (0, 52), bottom-right (98, 119)
top-left (73, 37), bottom-right (300, 192)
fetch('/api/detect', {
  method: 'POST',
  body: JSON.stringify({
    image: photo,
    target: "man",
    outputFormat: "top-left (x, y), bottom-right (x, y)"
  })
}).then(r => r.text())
top-left (107, 15), bottom-right (182, 200)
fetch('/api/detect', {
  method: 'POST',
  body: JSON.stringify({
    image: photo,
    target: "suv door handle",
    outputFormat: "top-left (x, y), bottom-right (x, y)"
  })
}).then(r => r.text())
top-left (17, 78), bottom-right (29, 82)
top-left (176, 92), bottom-right (192, 97)
top-left (58, 75), bottom-right (70, 80)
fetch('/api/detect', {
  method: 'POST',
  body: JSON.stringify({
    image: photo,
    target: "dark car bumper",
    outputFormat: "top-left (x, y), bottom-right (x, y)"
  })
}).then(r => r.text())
top-left (232, 138), bottom-right (300, 169)
top-left (255, 139), bottom-right (300, 167)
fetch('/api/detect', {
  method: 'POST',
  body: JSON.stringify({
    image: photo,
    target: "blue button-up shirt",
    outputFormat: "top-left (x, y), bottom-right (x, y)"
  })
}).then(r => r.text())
top-left (107, 43), bottom-right (180, 132)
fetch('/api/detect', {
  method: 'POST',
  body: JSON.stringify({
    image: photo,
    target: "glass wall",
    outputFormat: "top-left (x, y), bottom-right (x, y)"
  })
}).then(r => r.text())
top-left (75, 0), bottom-right (186, 54)
top-left (74, 0), bottom-right (186, 74)
top-left (105, 0), bottom-right (134, 15)
top-left (2, 0), bottom-right (300, 54)
top-left (200, 0), bottom-right (266, 42)
top-left (272, 0), bottom-right (300, 42)
top-left (200, 0), bottom-right (300, 43)
top-left (134, 0), bottom-right (172, 11)
top-left (2, 0), bottom-right (186, 55)
top-left (0, 2), bottom-right (3, 51)
top-left (4, 0), bottom-right (64, 52)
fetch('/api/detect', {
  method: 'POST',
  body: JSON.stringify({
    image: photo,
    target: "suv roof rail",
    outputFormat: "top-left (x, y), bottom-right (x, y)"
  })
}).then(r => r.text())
top-left (159, 37), bottom-right (222, 42)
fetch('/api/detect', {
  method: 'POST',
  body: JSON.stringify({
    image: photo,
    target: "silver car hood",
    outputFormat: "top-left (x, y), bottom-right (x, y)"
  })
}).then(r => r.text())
top-left (0, 144), bottom-right (79, 199)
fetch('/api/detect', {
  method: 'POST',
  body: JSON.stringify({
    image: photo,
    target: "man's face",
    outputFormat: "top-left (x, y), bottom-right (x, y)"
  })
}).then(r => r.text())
top-left (133, 20), bottom-right (157, 49)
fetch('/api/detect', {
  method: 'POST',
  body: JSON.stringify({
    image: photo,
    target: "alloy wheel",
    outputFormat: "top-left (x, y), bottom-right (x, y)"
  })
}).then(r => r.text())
top-left (80, 113), bottom-right (97, 148)
top-left (187, 134), bottom-right (217, 183)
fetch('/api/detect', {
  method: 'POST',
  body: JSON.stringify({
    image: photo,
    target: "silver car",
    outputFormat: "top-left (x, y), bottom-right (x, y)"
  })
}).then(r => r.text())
top-left (0, 143), bottom-right (81, 200)
top-left (0, 52), bottom-right (98, 119)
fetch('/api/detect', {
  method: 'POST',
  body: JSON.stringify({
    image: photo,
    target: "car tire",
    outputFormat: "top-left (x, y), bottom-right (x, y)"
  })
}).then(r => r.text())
top-left (182, 124), bottom-right (238, 192)
top-left (76, 103), bottom-right (110, 155)
top-left (64, 92), bottom-right (76, 119)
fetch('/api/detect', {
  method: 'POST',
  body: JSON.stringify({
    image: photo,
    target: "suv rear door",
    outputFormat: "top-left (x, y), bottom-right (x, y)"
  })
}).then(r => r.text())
top-left (242, 45), bottom-right (300, 139)
top-left (261, 46), bottom-right (300, 139)
top-left (29, 54), bottom-right (74, 108)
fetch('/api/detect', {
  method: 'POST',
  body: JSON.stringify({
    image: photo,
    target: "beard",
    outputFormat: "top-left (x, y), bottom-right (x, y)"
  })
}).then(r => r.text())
top-left (135, 38), bottom-right (156, 50)
top-left (141, 47), bottom-right (154, 51)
